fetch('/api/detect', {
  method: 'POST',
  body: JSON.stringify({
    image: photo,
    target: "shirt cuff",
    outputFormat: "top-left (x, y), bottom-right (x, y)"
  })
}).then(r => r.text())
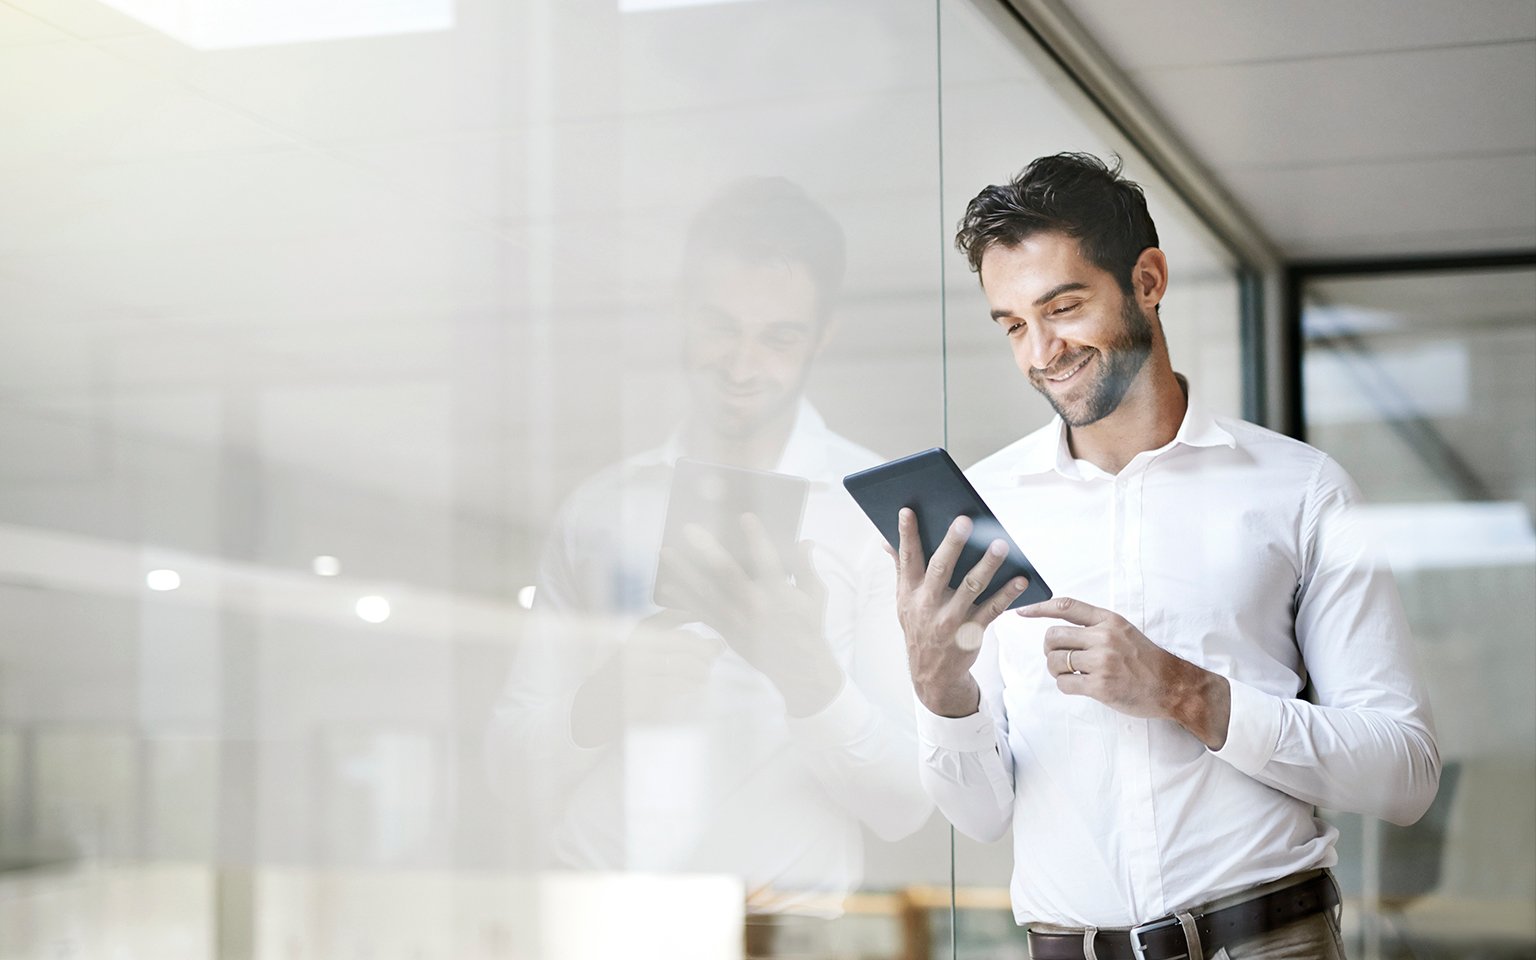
top-left (1211, 676), bottom-right (1283, 775)
top-left (915, 698), bottom-right (998, 753)
top-left (785, 677), bottom-right (876, 750)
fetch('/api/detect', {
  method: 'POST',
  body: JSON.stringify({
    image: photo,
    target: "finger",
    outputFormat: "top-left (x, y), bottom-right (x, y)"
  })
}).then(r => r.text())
top-left (967, 574), bottom-right (1029, 626)
top-left (895, 508), bottom-right (923, 591)
top-left (945, 538), bottom-right (1010, 615)
top-left (737, 511), bottom-right (782, 581)
top-left (661, 541), bottom-right (743, 612)
top-left (881, 541), bottom-right (897, 562)
top-left (1054, 672), bottom-right (1093, 698)
top-left (791, 539), bottom-right (827, 606)
top-left (1039, 624), bottom-right (1086, 653)
top-left (639, 608), bottom-right (696, 632)
top-left (682, 521), bottom-right (743, 577)
top-left (923, 515), bottom-right (973, 593)
top-left (1016, 595), bottom-right (1114, 627)
top-left (1048, 647), bottom-right (1089, 677)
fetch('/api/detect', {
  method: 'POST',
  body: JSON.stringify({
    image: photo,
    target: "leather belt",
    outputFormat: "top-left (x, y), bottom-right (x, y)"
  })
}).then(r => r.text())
top-left (1026, 873), bottom-right (1339, 960)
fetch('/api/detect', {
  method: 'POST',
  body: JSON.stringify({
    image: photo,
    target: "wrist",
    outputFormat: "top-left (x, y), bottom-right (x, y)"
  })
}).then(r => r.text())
top-left (1164, 660), bottom-right (1230, 750)
top-left (917, 675), bottom-right (981, 719)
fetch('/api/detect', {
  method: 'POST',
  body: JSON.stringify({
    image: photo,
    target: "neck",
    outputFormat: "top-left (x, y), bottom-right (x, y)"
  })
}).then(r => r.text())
top-left (683, 403), bottom-right (799, 471)
top-left (1065, 359), bottom-right (1187, 474)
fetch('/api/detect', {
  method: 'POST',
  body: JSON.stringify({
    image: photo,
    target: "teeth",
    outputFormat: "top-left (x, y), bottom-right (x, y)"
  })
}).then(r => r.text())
top-left (1049, 355), bottom-right (1090, 382)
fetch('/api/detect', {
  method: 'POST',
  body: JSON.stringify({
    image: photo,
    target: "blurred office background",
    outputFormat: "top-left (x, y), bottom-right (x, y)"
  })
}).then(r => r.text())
top-left (0, 1), bottom-right (1531, 958)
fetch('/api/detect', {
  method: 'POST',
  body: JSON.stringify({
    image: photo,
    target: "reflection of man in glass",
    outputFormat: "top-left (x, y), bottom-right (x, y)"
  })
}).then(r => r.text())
top-left (491, 178), bottom-right (930, 921)
top-left (899, 154), bottom-right (1439, 958)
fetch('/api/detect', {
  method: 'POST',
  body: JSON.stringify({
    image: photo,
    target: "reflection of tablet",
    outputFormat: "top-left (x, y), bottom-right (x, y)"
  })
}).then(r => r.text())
top-left (843, 448), bottom-right (1052, 609)
top-left (653, 458), bottom-right (809, 610)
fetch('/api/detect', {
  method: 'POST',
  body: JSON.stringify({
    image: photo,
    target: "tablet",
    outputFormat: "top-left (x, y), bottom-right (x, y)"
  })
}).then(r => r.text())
top-left (653, 458), bottom-right (809, 610)
top-left (843, 447), bottom-right (1052, 609)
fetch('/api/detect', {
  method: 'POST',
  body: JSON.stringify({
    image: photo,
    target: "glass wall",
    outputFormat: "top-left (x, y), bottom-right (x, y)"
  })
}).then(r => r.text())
top-left (0, 2), bottom-right (1243, 959)
top-left (1301, 264), bottom-right (1536, 960)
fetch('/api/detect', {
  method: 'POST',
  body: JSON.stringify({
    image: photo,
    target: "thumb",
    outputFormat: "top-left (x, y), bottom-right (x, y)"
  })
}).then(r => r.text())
top-left (637, 607), bottom-right (695, 633)
top-left (792, 539), bottom-right (827, 605)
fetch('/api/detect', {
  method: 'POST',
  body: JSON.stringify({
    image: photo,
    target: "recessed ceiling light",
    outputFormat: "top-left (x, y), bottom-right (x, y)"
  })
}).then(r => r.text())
top-left (312, 555), bottom-right (342, 577)
top-left (355, 595), bottom-right (391, 624)
top-left (146, 569), bottom-right (181, 591)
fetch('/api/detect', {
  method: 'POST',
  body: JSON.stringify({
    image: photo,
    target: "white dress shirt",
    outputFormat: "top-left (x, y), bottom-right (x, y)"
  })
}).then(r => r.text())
top-left (916, 384), bottom-right (1440, 927)
top-left (491, 401), bottom-right (930, 914)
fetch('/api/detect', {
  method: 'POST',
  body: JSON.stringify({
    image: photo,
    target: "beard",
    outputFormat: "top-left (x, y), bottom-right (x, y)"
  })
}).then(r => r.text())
top-left (1029, 295), bottom-right (1156, 428)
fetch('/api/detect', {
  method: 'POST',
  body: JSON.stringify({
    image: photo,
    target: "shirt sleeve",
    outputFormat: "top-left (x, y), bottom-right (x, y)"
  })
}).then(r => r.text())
top-left (483, 502), bottom-right (612, 808)
top-left (914, 620), bottom-right (1016, 843)
top-left (784, 538), bottom-right (933, 842)
top-left (1212, 454), bottom-right (1441, 826)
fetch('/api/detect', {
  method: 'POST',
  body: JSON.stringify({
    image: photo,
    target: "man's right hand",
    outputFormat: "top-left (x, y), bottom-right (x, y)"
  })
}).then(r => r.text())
top-left (891, 508), bottom-right (1027, 718)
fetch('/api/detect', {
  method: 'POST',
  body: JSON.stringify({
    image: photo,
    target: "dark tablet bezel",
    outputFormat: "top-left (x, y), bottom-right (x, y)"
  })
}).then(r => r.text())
top-left (843, 447), bottom-right (1052, 609)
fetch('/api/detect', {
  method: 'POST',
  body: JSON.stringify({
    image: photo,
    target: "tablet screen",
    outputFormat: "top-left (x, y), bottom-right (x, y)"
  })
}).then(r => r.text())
top-left (843, 447), bottom-right (1051, 609)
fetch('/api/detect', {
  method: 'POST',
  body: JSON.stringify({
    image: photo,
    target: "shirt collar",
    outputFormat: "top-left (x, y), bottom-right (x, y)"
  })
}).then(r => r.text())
top-left (626, 398), bottom-right (834, 480)
top-left (1012, 374), bottom-right (1236, 480)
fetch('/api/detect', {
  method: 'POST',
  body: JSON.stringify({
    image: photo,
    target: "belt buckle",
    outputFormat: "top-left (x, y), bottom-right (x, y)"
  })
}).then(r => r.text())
top-left (1128, 915), bottom-right (1184, 960)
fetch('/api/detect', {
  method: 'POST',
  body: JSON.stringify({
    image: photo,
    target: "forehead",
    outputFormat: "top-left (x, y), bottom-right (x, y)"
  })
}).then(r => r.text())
top-left (978, 232), bottom-right (1107, 306)
top-left (681, 253), bottom-right (820, 326)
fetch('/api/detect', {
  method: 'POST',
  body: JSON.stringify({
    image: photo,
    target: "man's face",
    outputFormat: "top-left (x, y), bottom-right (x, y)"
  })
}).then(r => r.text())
top-left (980, 232), bottom-right (1155, 428)
top-left (678, 253), bottom-right (825, 438)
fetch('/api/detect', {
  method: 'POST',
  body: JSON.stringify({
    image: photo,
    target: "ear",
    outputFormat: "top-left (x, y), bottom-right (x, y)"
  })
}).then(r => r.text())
top-left (1131, 247), bottom-right (1169, 311)
top-left (812, 311), bottom-right (839, 352)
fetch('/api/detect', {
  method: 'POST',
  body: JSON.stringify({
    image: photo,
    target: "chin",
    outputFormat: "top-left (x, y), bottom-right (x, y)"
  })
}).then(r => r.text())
top-left (701, 401), bottom-right (774, 437)
top-left (1036, 379), bottom-right (1115, 428)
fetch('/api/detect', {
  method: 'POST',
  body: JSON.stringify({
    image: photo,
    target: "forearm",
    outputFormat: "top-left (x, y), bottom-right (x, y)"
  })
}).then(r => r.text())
top-left (1213, 678), bottom-right (1441, 825)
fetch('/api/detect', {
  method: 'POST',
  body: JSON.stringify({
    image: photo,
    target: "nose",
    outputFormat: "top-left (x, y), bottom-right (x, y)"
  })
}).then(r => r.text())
top-left (1022, 324), bottom-right (1067, 374)
top-left (723, 335), bottom-right (762, 382)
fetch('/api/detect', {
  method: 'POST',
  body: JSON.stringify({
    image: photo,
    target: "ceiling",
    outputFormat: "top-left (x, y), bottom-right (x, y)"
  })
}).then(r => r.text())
top-left (1062, 0), bottom-right (1536, 259)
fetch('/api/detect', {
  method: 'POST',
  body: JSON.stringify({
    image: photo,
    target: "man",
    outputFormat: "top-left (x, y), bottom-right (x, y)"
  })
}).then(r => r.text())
top-left (895, 153), bottom-right (1439, 959)
top-left (489, 178), bottom-right (929, 929)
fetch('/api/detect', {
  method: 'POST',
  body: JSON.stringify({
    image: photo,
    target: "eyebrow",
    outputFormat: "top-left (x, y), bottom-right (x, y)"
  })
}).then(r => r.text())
top-left (989, 282), bottom-right (1090, 320)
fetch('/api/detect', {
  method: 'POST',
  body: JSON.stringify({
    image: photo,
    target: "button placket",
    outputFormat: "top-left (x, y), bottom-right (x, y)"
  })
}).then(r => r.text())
top-left (1119, 462), bottom-right (1164, 915)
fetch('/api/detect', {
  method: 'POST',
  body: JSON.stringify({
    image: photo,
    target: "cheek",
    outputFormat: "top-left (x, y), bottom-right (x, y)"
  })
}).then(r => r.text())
top-left (764, 343), bottom-right (816, 381)
top-left (683, 333), bottom-right (729, 368)
top-left (1010, 340), bottom-right (1036, 375)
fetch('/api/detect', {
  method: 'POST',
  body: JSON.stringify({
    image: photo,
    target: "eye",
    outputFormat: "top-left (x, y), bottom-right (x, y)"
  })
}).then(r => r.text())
top-left (1003, 320), bottom-right (1024, 336)
top-left (764, 329), bottom-right (808, 350)
top-left (1050, 301), bottom-right (1079, 317)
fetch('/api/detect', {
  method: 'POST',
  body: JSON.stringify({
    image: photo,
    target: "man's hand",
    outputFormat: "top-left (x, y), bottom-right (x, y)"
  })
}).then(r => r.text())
top-left (1019, 596), bottom-right (1231, 749)
top-left (655, 514), bottom-right (843, 717)
top-left (892, 508), bottom-right (1029, 718)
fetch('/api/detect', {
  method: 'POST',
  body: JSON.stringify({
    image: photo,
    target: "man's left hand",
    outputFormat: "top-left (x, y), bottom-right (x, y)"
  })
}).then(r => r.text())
top-left (1019, 596), bottom-right (1231, 749)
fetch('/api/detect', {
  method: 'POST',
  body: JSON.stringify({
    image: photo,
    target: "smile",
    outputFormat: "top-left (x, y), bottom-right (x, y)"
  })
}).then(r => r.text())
top-left (1046, 353), bottom-right (1092, 383)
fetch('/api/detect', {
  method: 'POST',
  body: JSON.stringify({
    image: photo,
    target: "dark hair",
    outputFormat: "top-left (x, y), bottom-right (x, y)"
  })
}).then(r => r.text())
top-left (682, 177), bottom-right (846, 317)
top-left (954, 153), bottom-right (1159, 293)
